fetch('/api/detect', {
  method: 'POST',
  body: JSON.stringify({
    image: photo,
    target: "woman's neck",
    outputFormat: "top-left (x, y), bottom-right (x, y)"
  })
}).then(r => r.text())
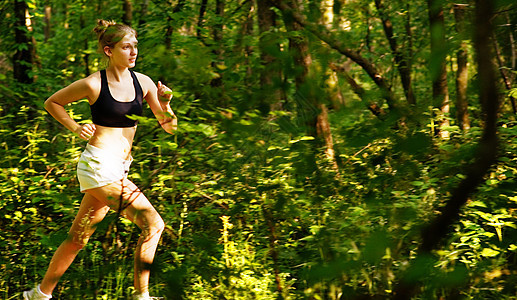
top-left (106, 65), bottom-right (130, 82)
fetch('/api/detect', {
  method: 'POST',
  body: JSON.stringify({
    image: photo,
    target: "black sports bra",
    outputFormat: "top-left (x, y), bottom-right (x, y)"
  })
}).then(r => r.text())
top-left (91, 70), bottom-right (143, 127)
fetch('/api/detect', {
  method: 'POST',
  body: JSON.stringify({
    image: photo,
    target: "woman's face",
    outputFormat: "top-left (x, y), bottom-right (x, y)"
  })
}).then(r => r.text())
top-left (106, 34), bottom-right (138, 68)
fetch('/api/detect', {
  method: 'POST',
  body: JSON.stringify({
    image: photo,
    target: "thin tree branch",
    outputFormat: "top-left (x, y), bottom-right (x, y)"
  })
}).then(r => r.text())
top-left (271, 0), bottom-right (399, 111)
top-left (492, 31), bottom-right (517, 114)
top-left (392, 0), bottom-right (500, 298)
top-left (374, 0), bottom-right (415, 105)
top-left (330, 62), bottom-right (386, 117)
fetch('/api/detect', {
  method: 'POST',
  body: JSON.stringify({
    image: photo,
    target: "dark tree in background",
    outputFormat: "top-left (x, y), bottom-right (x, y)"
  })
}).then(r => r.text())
top-left (394, 0), bottom-right (500, 297)
top-left (428, 0), bottom-right (450, 138)
top-left (454, 4), bottom-right (471, 131)
top-left (13, 0), bottom-right (34, 84)
top-left (0, 0), bottom-right (516, 299)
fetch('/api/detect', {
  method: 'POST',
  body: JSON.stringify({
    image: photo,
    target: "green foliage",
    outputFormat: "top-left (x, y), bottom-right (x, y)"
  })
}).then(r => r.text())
top-left (2, 89), bottom-right (517, 299)
top-left (0, 0), bottom-right (516, 299)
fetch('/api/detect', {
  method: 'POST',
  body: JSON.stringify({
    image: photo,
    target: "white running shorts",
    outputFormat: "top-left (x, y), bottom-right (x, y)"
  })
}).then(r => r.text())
top-left (77, 144), bottom-right (133, 192)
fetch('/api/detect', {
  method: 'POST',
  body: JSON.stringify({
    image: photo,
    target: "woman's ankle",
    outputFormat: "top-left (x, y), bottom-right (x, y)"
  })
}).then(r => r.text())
top-left (133, 291), bottom-right (150, 300)
top-left (37, 284), bottom-right (53, 298)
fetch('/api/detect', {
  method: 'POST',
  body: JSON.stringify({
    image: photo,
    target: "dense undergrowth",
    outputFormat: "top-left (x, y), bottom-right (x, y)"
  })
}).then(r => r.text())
top-left (1, 0), bottom-right (516, 298)
top-left (1, 78), bottom-right (516, 299)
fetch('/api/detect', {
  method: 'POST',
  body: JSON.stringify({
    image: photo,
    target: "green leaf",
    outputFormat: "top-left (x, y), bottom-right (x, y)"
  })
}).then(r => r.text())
top-left (480, 248), bottom-right (500, 257)
top-left (289, 136), bottom-right (315, 144)
top-left (215, 64), bottom-right (227, 70)
top-left (171, 91), bottom-right (184, 98)
top-left (240, 119), bottom-right (253, 126)
top-left (509, 88), bottom-right (517, 99)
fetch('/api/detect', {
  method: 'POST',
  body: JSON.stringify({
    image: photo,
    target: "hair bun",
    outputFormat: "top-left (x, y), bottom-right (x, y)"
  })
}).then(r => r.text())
top-left (93, 19), bottom-right (117, 37)
top-left (94, 19), bottom-right (137, 56)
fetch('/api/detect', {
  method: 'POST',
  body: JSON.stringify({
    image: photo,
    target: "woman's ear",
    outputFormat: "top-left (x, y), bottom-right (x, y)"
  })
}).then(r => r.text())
top-left (103, 46), bottom-right (112, 57)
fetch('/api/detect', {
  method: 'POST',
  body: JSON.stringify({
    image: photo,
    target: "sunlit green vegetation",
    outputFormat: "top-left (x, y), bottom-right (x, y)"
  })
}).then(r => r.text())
top-left (1, 0), bottom-right (516, 299)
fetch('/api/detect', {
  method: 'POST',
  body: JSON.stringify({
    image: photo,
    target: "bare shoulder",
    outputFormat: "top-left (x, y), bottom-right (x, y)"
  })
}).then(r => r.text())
top-left (83, 71), bottom-right (101, 86)
top-left (82, 71), bottom-right (102, 102)
top-left (134, 71), bottom-right (157, 93)
top-left (134, 71), bottom-right (153, 83)
top-left (47, 71), bottom-right (102, 105)
top-left (66, 71), bottom-right (100, 90)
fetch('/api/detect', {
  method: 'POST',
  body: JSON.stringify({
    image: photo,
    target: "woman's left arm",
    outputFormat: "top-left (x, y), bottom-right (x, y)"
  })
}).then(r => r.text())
top-left (140, 74), bottom-right (177, 134)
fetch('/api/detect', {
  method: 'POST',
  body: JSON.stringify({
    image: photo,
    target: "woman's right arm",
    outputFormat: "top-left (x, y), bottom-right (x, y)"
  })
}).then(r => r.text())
top-left (44, 77), bottom-right (98, 140)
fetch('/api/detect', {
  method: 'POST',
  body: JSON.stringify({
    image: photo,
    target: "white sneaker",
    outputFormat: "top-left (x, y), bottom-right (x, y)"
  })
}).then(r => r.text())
top-left (23, 285), bottom-right (52, 300)
top-left (132, 292), bottom-right (163, 300)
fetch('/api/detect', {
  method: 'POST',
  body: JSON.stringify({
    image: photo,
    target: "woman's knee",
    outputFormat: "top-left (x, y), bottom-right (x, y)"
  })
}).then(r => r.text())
top-left (155, 215), bottom-right (165, 233)
top-left (140, 213), bottom-right (165, 241)
top-left (150, 214), bottom-right (165, 236)
top-left (65, 233), bottom-right (91, 252)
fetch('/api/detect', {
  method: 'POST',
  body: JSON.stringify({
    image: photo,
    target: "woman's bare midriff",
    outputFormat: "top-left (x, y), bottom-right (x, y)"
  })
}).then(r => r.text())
top-left (88, 125), bottom-right (136, 160)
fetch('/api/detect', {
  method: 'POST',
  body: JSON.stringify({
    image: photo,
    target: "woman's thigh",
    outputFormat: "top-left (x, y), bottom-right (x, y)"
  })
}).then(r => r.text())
top-left (85, 178), bottom-right (164, 236)
top-left (68, 193), bottom-right (110, 245)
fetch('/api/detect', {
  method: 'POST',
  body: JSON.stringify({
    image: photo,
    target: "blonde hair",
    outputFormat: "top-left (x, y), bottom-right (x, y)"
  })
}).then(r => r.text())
top-left (93, 19), bottom-right (137, 57)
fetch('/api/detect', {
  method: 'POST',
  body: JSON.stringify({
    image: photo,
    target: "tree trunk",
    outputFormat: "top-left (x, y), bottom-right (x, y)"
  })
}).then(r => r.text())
top-left (138, 0), bottom-right (150, 26)
top-left (262, 206), bottom-right (284, 295)
top-left (13, 0), bottom-right (34, 84)
top-left (405, 3), bottom-right (413, 82)
top-left (492, 12), bottom-right (516, 114)
top-left (454, 4), bottom-right (470, 130)
top-left (164, 0), bottom-right (185, 49)
top-left (210, 0), bottom-right (227, 107)
top-left (212, 0), bottom-right (224, 45)
top-left (428, 0), bottom-right (450, 138)
top-left (44, 3), bottom-right (51, 42)
top-left (493, 36), bottom-right (517, 114)
top-left (423, 0), bottom-right (500, 261)
top-left (393, 0), bottom-right (500, 298)
top-left (210, 0), bottom-right (225, 87)
top-left (197, 0), bottom-right (208, 42)
top-left (80, 15), bottom-right (90, 75)
top-left (122, 0), bottom-right (133, 26)
top-left (321, 0), bottom-right (345, 108)
top-left (375, 0), bottom-right (416, 105)
top-left (234, 0), bottom-right (254, 84)
top-left (256, 0), bottom-right (282, 111)
top-left (283, 0), bottom-right (337, 165)
top-left (272, 0), bottom-right (399, 112)
top-left (316, 104), bottom-right (337, 163)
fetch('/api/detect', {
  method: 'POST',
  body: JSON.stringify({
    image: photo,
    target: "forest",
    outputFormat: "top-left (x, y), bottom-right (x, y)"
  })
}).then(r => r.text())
top-left (0, 0), bottom-right (516, 299)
